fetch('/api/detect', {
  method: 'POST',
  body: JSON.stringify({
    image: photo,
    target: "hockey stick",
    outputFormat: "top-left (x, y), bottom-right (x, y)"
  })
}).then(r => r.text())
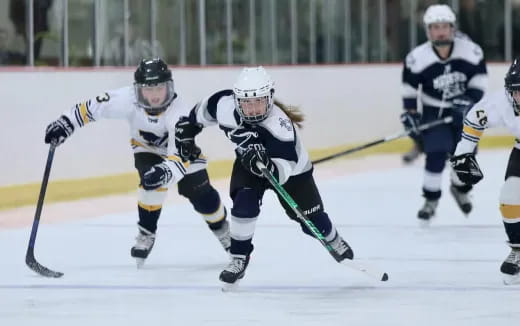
top-left (257, 161), bottom-right (389, 281)
top-left (25, 144), bottom-right (64, 278)
top-left (312, 116), bottom-right (453, 165)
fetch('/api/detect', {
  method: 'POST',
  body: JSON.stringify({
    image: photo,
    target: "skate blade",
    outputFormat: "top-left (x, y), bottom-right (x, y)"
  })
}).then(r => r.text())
top-left (502, 274), bottom-right (520, 285)
top-left (221, 280), bottom-right (241, 292)
top-left (135, 258), bottom-right (146, 269)
top-left (418, 218), bottom-right (432, 228)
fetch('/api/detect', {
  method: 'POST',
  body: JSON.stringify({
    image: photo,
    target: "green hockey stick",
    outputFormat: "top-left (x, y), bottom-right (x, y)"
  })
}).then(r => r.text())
top-left (256, 161), bottom-right (389, 282)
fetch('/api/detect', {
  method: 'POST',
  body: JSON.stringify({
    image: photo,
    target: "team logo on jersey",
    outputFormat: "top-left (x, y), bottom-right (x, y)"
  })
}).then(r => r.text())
top-left (279, 118), bottom-right (293, 131)
top-left (225, 128), bottom-right (259, 153)
top-left (433, 65), bottom-right (467, 99)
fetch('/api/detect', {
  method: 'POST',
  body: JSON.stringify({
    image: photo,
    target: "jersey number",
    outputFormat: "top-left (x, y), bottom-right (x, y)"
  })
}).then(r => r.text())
top-left (475, 109), bottom-right (487, 126)
top-left (139, 130), bottom-right (168, 147)
top-left (96, 92), bottom-right (110, 103)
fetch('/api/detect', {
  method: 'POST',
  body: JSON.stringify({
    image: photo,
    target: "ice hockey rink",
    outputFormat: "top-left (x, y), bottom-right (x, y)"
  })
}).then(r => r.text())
top-left (1, 149), bottom-right (520, 326)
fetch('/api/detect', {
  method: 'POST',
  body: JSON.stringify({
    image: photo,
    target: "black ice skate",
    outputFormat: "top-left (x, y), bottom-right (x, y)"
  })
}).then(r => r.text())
top-left (212, 220), bottom-right (231, 252)
top-left (501, 245), bottom-right (520, 285)
top-left (328, 233), bottom-right (354, 261)
top-left (449, 185), bottom-right (472, 215)
top-left (402, 145), bottom-right (421, 164)
top-left (130, 226), bottom-right (156, 268)
top-left (219, 254), bottom-right (250, 290)
top-left (417, 199), bottom-right (439, 225)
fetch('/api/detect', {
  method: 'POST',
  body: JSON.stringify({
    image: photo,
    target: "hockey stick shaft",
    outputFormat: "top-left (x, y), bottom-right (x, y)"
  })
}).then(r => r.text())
top-left (312, 116), bottom-right (453, 165)
top-left (256, 162), bottom-right (388, 281)
top-left (26, 144), bottom-right (63, 278)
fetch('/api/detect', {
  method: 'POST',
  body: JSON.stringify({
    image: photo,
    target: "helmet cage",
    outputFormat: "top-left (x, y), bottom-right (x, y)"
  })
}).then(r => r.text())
top-left (234, 87), bottom-right (274, 124)
top-left (134, 80), bottom-right (175, 115)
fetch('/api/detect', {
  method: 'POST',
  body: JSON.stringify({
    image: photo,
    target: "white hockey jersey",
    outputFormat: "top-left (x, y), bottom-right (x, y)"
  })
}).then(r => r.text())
top-left (454, 90), bottom-right (520, 155)
top-left (192, 90), bottom-right (311, 184)
top-left (62, 86), bottom-right (206, 181)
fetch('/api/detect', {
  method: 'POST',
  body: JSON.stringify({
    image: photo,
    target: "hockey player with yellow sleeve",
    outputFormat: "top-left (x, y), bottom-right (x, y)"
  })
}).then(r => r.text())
top-left (44, 58), bottom-right (230, 267)
top-left (450, 59), bottom-right (520, 284)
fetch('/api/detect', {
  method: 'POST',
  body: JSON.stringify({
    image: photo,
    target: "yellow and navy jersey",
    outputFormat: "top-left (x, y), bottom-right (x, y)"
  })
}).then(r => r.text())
top-left (62, 86), bottom-right (205, 180)
top-left (192, 89), bottom-right (311, 184)
top-left (402, 37), bottom-right (488, 111)
top-left (454, 90), bottom-right (520, 155)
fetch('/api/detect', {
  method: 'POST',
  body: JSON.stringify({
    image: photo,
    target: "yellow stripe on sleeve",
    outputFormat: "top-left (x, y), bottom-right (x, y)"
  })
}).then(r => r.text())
top-left (167, 155), bottom-right (189, 168)
top-left (463, 125), bottom-right (483, 138)
top-left (79, 102), bottom-right (90, 124)
top-left (138, 202), bottom-right (162, 211)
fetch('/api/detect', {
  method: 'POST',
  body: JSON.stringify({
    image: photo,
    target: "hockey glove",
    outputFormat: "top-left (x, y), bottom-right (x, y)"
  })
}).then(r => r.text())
top-left (44, 115), bottom-right (74, 146)
top-left (400, 111), bottom-right (422, 137)
top-left (450, 153), bottom-right (483, 185)
top-left (175, 116), bottom-right (203, 162)
top-left (237, 144), bottom-right (278, 179)
top-left (142, 162), bottom-right (174, 190)
top-left (451, 95), bottom-right (474, 114)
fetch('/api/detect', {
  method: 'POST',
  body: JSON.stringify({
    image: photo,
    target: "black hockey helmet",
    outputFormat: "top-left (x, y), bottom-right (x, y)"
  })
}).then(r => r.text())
top-left (134, 58), bottom-right (175, 115)
top-left (505, 58), bottom-right (520, 113)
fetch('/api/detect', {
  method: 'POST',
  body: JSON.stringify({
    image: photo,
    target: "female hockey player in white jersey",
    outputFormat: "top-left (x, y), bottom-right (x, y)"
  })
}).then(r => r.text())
top-left (174, 66), bottom-right (354, 287)
top-left (44, 58), bottom-right (230, 267)
top-left (400, 4), bottom-right (488, 223)
top-left (450, 59), bottom-right (520, 284)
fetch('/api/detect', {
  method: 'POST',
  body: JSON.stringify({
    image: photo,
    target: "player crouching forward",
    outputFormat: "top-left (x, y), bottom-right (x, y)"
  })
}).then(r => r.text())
top-left (450, 59), bottom-right (520, 284)
top-left (175, 67), bottom-right (354, 289)
top-left (44, 58), bottom-right (230, 267)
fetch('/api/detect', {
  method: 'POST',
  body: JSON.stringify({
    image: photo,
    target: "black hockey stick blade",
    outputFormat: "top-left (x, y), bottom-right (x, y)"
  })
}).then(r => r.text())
top-left (25, 145), bottom-right (64, 278)
top-left (26, 249), bottom-right (64, 278)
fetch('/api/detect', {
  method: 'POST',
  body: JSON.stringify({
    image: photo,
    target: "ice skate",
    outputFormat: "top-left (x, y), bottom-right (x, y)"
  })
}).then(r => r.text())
top-left (417, 199), bottom-right (438, 226)
top-left (328, 233), bottom-right (354, 261)
top-left (450, 185), bottom-right (472, 215)
top-left (219, 254), bottom-right (250, 291)
top-left (130, 226), bottom-right (156, 268)
top-left (501, 246), bottom-right (520, 285)
top-left (212, 220), bottom-right (231, 252)
top-left (402, 144), bottom-right (421, 164)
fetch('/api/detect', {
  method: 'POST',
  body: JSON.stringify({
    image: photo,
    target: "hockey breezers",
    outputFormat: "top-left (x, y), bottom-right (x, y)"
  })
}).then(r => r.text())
top-left (312, 116), bottom-right (453, 165)
top-left (25, 144), bottom-right (64, 278)
top-left (257, 161), bottom-right (388, 282)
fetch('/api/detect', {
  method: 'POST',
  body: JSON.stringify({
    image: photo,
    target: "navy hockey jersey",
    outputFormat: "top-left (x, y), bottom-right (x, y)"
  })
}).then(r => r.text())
top-left (402, 37), bottom-right (488, 113)
top-left (191, 90), bottom-right (311, 184)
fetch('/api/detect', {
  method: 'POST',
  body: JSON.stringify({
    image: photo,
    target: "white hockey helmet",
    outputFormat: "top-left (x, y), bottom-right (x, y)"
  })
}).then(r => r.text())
top-left (233, 66), bottom-right (275, 124)
top-left (423, 4), bottom-right (456, 26)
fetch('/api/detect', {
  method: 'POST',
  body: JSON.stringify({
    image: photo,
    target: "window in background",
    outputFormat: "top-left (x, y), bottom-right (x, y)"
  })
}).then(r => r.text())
top-left (156, 0), bottom-right (183, 65)
top-left (231, 0), bottom-right (249, 64)
top-left (205, 0), bottom-right (227, 64)
top-left (458, 0), bottom-right (503, 61)
top-left (68, 0), bottom-right (94, 66)
top-left (99, 0), bottom-right (124, 66)
top-left (184, 0), bottom-right (201, 65)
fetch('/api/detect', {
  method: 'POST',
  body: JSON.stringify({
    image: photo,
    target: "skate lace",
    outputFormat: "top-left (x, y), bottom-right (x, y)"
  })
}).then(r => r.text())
top-left (330, 236), bottom-right (349, 255)
top-left (225, 258), bottom-right (245, 273)
top-left (506, 249), bottom-right (520, 264)
top-left (135, 233), bottom-right (155, 250)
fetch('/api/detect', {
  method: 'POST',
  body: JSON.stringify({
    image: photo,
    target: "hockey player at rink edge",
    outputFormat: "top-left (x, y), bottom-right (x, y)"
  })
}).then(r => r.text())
top-left (44, 58), bottom-right (231, 267)
top-left (450, 59), bottom-right (520, 285)
top-left (174, 66), bottom-right (354, 289)
top-left (400, 4), bottom-right (488, 224)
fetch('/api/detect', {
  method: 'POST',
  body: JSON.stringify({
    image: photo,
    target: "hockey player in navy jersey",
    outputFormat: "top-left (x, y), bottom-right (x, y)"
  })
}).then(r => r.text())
top-left (450, 59), bottom-right (520, 284)
top-left (400, 4), bottom-right (488, 223)
top-left (174, 67), bottom-right (354, 288)
top-left (44, 58), bottom-right (230, 267)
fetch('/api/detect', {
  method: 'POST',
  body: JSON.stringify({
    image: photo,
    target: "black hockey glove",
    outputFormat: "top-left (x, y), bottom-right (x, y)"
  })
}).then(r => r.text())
top-left (400, 110), bottom-right (421, 137)
top-left (237, 144), bottom-right (278, 179)
top-left (450, 153), bottom-right (483, 185)
top-left (142, 162), bottom-right (173, 190)
top-left (44, 115), bottom-right (74, 146)
top-left (175, 116), bottom-right (203, 162)
top-left (451, 95), bottom-right (474, 114)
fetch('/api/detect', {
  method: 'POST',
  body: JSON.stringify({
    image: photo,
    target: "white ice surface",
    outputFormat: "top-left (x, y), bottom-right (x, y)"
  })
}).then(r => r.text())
top-left (1, 149), bottom-right (520, 326)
